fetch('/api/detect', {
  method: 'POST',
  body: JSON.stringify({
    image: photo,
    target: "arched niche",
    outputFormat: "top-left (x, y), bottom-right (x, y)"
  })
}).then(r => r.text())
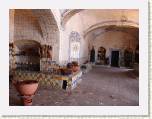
top-left (69, 31), bottom-right (81, 62)
top-left (96, 46), bottom-right (106, 65)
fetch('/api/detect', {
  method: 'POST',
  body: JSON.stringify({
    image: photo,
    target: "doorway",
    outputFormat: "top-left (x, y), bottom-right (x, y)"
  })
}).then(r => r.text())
top-left (111, 51), bottom-right (119, 67)
top-left (97, 46), bottom-right (106, 65)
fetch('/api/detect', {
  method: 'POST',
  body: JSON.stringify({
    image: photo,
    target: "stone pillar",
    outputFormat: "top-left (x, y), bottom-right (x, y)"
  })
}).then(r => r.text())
top-left (9, 43), bottom-right (16, 71)
top-left (9, 9), bottom-right (15, 43)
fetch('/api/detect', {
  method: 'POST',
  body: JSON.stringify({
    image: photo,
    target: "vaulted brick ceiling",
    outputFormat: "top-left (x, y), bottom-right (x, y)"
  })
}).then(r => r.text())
top-left (62, 9), bottom-right (138, 24)
top-left (86, 25), bottom-right (139, 40)
top-left (61, 9), bottom-right (139, 41)
top-left (11, 9), bottom-right (59, 48)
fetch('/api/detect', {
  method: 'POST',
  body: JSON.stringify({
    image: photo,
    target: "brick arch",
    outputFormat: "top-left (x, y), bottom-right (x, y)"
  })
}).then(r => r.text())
top-left (14, 39), bottom-right (41, 50)
top-left (61, 9), bottom-right (83, 27)
top-left (84, 20), bottom-right (139, 38)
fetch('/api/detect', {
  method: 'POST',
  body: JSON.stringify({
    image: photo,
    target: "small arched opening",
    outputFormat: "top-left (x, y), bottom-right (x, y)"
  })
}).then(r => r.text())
top-left (96, 46), bottom-right (106, 65)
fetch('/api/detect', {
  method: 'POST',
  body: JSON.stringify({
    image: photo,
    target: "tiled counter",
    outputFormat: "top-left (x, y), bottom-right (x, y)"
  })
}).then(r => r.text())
top-left (12, 70), bottom-right (82, 90)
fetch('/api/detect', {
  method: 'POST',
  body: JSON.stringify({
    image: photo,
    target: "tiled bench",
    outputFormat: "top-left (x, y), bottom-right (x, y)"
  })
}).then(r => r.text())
top-left (12, 70), bottom-right (82, 90)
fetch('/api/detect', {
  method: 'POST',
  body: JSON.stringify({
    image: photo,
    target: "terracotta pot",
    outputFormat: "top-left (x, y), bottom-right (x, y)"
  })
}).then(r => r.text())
top-left (13, 80), bottom-right (38, 106)
top-left (71, 61), bottom-right (79, 72)
top-left (72, 66), bottom-right (79, 72)
top-left (20, 95), bottom-right (33, 106)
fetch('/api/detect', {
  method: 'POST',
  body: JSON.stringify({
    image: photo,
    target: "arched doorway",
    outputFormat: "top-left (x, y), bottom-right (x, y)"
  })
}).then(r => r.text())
top-left (96, 46), bottom-right (106, 65)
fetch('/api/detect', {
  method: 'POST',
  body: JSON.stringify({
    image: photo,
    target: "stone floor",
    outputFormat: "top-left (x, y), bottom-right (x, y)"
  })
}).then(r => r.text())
top-left (9, 66), bottom-right (139, 106)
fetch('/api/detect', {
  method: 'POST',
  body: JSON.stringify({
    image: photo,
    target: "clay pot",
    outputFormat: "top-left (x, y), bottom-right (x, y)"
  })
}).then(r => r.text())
top-left (71, 61), bottom-right (79, 72)
top-left (60, 68), bottom-right (72, 75)
top-left (13, 80), bottom-right (38, 106)
top-left (72, 66), bottom-right (79, 72)
top-left (20, 95), bottom-right (33, 106)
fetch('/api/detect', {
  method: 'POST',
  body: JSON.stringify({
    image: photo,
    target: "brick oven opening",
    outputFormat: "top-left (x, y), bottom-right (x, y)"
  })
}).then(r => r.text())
top-left (14, 40), bottom-right (41, 71)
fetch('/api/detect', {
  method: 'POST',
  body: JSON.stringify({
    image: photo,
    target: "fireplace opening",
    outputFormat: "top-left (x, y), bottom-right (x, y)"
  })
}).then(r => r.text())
top-left (14, 40), bottom-right (41, 71)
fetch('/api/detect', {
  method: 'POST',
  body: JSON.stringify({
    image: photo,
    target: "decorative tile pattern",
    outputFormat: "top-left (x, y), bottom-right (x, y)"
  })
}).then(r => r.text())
top-left (12, 70), bottom-right (82, 90)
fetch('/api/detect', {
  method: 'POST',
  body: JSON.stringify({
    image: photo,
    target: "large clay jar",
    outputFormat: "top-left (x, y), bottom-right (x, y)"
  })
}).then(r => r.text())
top-left (13, 80), bottom-right (38, 106)
top-left (72, 66), bottom-right (79, 72)
top-left (71, 61), bottom-right (79, 72)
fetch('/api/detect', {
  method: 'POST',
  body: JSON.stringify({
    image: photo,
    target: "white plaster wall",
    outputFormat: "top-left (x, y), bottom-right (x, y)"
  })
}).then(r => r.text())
top-left (59, 13), bottom-right (89, 64)
top-left (79, 35), bottom-right (89, 64)
top-left (59, 30), bottom-right (69, 64)
top-left (51, 9), bottom-right (69, 64)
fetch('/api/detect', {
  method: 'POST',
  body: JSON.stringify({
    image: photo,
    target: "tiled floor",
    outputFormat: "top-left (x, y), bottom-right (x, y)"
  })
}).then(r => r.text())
top-left (9, 66), bottom-right (139, 106)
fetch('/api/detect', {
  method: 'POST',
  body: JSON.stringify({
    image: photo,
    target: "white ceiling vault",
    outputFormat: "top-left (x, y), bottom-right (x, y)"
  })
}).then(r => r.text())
top-left (60, 9), bottom-right (139, 39)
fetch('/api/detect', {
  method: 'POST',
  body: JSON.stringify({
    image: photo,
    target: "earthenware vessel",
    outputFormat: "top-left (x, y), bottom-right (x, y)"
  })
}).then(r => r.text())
top-left (73, 66), bottom-right (79, 72)
top-left (13, 80), bottom-right (38, 106)
top-left (71, 61), bottom-right (79, 72)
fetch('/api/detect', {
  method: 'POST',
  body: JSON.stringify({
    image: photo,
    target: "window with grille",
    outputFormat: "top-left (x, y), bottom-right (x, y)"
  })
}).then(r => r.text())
top-left (69, 31), bottom-right (81, 61)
